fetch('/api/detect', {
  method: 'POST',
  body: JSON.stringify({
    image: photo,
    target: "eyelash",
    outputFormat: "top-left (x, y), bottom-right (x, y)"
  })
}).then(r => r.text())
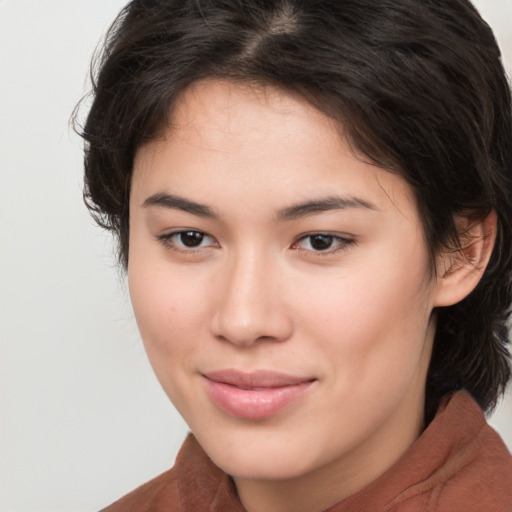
top-left (156, 230), bottom-right (356, 256)
top-left (156, 230), bottom-right (219, 253)
top-left (291, 233), bottom-right (356, 255)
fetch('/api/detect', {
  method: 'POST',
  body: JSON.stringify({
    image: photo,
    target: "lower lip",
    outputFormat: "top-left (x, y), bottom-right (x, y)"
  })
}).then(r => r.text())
top-left (203, 378), bottom-right (314, 419)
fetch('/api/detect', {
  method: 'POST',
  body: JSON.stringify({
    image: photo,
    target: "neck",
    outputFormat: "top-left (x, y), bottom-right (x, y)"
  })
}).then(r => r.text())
top-left (233, 319), bottom-right (436, 512)
top-left (233, 387), bottom-right (426, 512)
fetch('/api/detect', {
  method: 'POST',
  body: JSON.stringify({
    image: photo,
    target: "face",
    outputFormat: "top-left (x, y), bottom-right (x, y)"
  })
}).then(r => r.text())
top-left (129, 80), bottom-right (440, 492)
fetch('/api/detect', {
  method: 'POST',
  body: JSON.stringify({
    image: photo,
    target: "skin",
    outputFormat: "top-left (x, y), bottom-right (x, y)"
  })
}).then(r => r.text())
top-left (128, 80), bottom-right (487, 512)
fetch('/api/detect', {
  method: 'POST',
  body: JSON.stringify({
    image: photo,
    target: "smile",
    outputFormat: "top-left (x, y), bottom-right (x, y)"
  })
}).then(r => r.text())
top-left (202, 370), bottom-right (315, 420)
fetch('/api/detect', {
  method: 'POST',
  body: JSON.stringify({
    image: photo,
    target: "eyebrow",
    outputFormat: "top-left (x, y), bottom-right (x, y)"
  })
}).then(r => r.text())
top-left (142, 192), bottom-right (378, 221)
top-left (142, 193), bottom-right (218, 218)
top-left (277, 195), bottom-right (378, 221)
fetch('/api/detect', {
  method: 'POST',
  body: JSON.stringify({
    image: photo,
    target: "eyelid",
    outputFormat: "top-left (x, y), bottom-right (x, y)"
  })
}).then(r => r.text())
top-left (156, 229), bottom-right (219, 253)
top-left (291, 232), bottom-right (356, 255)
top-left (155, 229), bottom-right (355, 256)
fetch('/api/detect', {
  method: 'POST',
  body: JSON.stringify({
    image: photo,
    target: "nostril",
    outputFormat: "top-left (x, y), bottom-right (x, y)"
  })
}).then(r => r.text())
top-left (210, 306), bottom-right (293, 347)
top-left (209, 259), bottom-right (293, 346)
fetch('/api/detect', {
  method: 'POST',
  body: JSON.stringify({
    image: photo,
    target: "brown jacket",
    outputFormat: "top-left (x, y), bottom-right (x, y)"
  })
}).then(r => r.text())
top-left (101, 391), bottom-right (512, 511)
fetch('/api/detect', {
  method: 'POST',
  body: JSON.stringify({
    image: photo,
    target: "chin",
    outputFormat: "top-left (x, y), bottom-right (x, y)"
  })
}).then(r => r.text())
top-left (216, 452), bottom-right (313, 481)
top-left (193, 427), bottom-right (323, 481)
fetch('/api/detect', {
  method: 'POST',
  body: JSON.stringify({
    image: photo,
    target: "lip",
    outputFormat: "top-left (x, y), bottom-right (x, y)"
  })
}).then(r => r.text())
top-left (202, 369), bottom-right (315, 419)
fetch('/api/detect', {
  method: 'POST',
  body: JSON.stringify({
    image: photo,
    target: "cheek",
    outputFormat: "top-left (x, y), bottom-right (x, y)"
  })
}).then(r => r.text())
top-left (128, 261), bottom-right (213, 417)
top-left (128, 254), bottom-right (209, 364)
top-left (298, 248), bottom-right (433, 380)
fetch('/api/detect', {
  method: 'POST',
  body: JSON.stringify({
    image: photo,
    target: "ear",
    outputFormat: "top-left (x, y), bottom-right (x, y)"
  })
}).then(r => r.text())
top-left (434, 210), bottom-right (497, 307)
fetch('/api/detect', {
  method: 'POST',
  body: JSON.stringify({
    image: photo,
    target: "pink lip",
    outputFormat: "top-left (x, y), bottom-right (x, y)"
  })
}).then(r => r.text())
top-left (202, 369), bottom-right (315, 419)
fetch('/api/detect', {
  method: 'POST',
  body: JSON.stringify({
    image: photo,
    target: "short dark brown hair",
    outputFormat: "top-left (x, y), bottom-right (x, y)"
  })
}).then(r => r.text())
top-left (78, 0), bottom-right (512, 422)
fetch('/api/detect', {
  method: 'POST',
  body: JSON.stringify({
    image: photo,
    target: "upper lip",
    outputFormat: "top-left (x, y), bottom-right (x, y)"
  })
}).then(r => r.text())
top-left (202, 369), bottom-right (315, 388)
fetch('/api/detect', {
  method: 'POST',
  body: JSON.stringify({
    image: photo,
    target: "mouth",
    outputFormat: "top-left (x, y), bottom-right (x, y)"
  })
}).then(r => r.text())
top-left (202, 369), bottom-right (316, 419)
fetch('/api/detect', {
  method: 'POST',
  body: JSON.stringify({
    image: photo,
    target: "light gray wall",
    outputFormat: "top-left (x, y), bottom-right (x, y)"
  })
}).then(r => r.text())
top-left (0, 1), bottom-right (510, 511)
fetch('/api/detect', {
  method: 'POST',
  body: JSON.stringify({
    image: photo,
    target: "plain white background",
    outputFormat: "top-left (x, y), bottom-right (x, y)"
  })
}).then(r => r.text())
top-left (0, 1), bottom-right (511, 511)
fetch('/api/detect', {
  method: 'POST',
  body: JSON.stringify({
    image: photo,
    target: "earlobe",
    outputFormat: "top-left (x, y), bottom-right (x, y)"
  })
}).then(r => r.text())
top-left (434, 210), bottom-right (497, 307)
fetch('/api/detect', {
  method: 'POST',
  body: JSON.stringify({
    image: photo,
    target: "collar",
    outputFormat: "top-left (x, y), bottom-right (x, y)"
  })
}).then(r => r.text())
top-left (174, 391), bottom-right (509, 511)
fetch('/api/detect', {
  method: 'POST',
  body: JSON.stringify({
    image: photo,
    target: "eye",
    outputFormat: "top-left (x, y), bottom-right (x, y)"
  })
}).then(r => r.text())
top-left (292, 233), bottom-right (355, 254)
top-left (157, 230), bottom-right (218, 252)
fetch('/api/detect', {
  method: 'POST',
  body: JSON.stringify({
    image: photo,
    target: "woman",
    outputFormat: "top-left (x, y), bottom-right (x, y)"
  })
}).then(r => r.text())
top-left (80, 0), bottom-right (512, 510)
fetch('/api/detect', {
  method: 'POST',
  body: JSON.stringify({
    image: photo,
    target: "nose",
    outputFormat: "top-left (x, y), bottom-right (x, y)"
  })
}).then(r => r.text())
top-left (209, 250), bottom-right (293, 347)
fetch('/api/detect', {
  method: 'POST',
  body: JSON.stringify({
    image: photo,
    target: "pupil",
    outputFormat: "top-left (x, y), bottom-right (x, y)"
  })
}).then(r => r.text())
top-left (180, 231), bottom-right (204, 247)
top-left (311, 234), bottom-right (333, 251)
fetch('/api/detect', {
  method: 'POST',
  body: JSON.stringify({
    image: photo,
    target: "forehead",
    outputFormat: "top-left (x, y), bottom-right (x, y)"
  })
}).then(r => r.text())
top-left (168, 80), bottom-right (334, 146)
top-left (132, 79), bottom-right (419, 220)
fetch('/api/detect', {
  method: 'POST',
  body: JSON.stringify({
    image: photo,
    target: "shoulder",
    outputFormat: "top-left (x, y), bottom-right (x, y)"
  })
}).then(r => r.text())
top-left (434, 400), bottom-right (512, 511)
top-left (99, 466), bottom-right (180, 512)
top-left (343, 391), bottom-right (512, 511)
top-left (98, 434), bottom-right (232, 512)
top-left (404, 391), bottom-right (512, 511)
